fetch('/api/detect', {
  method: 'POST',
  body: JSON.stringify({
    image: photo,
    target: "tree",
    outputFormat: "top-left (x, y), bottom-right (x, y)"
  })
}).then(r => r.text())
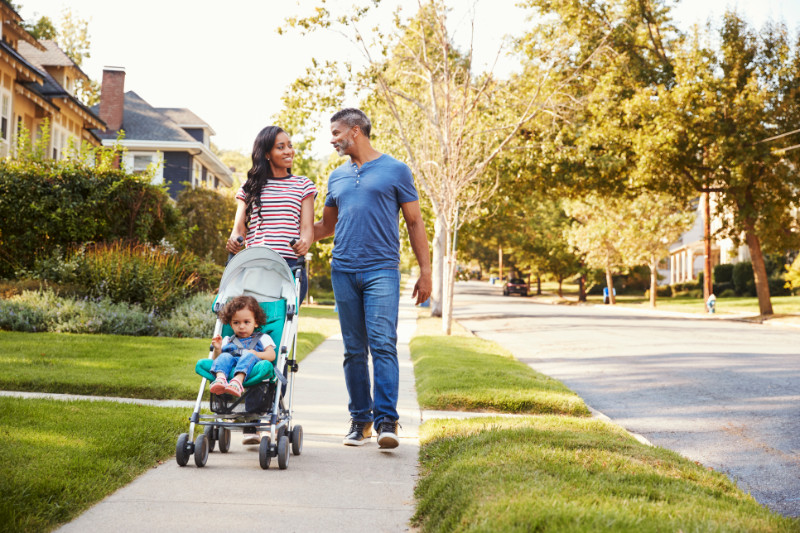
top-left (25, 15), bottom-right (57, 39)
top-left (564, 195), bottom-right (628, 304)
top-left (286, 0), bottom-right (604, 334)
top-left (616, 193), bottom-right (695, 307)
top-left (630, 13), bottom-right (800, 316)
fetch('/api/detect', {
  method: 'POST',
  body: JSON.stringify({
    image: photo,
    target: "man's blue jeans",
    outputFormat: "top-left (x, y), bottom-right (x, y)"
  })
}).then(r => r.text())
top-left (331, 268), bottom-right (400, 426)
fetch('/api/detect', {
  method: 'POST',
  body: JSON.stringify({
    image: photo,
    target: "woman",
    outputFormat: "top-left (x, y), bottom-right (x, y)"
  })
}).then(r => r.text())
top-left (227, 126), bottom-right (315, 303)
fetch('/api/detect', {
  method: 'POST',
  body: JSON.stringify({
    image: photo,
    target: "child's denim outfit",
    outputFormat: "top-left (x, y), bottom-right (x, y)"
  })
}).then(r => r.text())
top-left (210, 333), bottom-right (274, 379)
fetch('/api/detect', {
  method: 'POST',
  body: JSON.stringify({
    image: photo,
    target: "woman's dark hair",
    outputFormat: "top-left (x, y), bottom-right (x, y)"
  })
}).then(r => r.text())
top-left (218, 295), bottom-right (267, 327)
top-left (242, 125), bottom-right (290, 223)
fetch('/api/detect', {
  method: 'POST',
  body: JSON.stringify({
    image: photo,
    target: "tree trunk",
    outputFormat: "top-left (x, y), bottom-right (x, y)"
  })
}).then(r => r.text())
top-left (498, 246), bottom-right (503, 281)
top-left (650, 254), bottom-right (658, 308)
top-left (536, 274), bottom-right (542, 295)
top-left (557, 278), bottom-right (563, 298)
top-left (442, 228), bottom-right (458, 335)
top-left (605, 267), bottom-right (616, 305)
top-left (578, 272), bottom-right (587, 302)
top-left (430, 216), bottom-right (445, 317)
top-left (743, 219), bottom-right (773, 316)
top-left (703, 192), bottom-right (713, 305)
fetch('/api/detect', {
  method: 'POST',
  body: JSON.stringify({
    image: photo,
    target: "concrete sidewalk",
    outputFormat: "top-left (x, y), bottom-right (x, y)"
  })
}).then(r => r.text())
top-left (57, 287), bottom-right (423, 533)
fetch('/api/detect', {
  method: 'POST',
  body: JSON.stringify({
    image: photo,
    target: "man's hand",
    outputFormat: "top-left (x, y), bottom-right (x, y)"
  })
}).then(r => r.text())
top-left (412, 271), bottom-right (432, 305)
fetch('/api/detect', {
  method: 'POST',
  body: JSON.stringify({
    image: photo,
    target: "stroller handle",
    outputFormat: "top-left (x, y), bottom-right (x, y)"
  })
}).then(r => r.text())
top-left (289, 239), bottom-right (306, 267)
top-left (226, 236), bottom-right (244, 266)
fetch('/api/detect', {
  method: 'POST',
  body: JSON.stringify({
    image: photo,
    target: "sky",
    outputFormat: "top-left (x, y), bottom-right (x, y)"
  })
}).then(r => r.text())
top-left (18, 0), bottom-right (800, 156)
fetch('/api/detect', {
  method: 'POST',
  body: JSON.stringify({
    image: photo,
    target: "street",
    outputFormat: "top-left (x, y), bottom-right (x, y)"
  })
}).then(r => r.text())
top-left (452, 281), bottom-right (800, 517)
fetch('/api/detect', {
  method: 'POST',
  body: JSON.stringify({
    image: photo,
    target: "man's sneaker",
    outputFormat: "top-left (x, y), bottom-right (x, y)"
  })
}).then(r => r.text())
top-left (343, 420), bottom-right (373, 446)
top-left (376, 419), bottom-right (400, 449)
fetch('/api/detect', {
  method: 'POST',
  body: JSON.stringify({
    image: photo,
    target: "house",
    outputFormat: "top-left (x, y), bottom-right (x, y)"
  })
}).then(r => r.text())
top-left (0, 1), bottom-right (105, 157)
top-left (91, 67), bottom-right (233, 197)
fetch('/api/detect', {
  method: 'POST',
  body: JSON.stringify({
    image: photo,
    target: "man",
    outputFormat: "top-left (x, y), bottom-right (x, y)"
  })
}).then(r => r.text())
top-left (313, 108), bottom-right (432, 449)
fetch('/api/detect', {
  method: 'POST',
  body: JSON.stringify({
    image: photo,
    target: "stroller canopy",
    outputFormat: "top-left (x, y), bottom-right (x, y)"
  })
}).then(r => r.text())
top-left (215, 246), bottom-right (298, 310)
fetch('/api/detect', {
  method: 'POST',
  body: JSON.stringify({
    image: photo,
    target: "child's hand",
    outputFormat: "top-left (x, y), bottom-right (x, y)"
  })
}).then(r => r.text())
top-left (211, 335), bottom-right (222, 350)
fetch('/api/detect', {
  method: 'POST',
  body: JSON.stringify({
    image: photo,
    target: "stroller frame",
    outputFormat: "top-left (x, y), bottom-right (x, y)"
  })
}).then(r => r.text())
top-left (176, 246), bottom-right (304, 470)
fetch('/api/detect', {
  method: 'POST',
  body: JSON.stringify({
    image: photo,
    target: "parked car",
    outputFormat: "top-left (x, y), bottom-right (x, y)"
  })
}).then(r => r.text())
top-left (503, 278), bottom-right (529, 296)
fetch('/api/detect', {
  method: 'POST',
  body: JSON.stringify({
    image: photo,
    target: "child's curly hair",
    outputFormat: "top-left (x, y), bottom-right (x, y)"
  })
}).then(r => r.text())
top-left (218, 295), bottom-right (267, 326)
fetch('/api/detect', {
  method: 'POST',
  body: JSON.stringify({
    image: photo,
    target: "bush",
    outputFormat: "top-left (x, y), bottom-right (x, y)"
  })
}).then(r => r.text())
top-left (714, 263), bottom-right (734, 284)
top-left (0, 290), bottom-right (219, 337)
top-left (645, 285), bottom-right (672, 299)
top-left (153, 293), bottom-right (216, 338)
top-left (732, 262), bottom-right (756, 296)
top-left (0, 290), bottom-right (155, 335)
top-left (73, 242), bottom-right (205, 313)
top-left (176, 186), bottom-right (237, 266)
top-left (713, 281), bottom-right (734, 295)
top-left (0, 158), bottom-right (180, 278)
top-left (719, 288), bottom-right (737, 298)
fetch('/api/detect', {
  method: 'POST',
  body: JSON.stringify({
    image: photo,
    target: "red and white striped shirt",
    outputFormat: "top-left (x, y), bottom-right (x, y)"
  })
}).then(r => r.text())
top-left (236, 175), bottom-right (316, 259)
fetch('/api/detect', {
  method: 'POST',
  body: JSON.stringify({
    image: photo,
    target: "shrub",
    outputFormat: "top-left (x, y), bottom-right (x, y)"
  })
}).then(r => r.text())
top-left (712, 281), bottom-right (734, 295)
top-left (645, 285), bottom-right (672, 299)
top-left (0, 290), bottom-right (221, 337)
top-left (71, 242), bottom-right (202, 313)
top-left (176, 186), bottom-right (237, 266)
top-left (153, 293), bottom-right (216, 338)
top-left (0, 158), bottom-right (179, 278)
top-left (719, 288), bottom-right (737, 298)
top-left (732, 262), bottom-right (756, 296)
top-left (714, 263), bottom-right (734, 284)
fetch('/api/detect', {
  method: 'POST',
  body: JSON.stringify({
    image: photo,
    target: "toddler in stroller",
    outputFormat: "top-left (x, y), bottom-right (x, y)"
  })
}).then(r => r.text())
top-left (176, 245), bottom-right (304, 470)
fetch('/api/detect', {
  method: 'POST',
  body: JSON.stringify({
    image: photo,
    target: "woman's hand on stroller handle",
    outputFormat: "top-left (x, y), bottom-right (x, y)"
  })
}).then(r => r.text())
top-left (290, 237), bottom-right (310, 257)
top-left (226, 236), bottom-right (244, 264)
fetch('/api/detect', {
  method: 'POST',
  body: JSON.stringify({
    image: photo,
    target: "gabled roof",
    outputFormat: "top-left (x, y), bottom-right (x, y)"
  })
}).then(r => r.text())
top-left (158, 108), bottom-right (207, 127)
top-left (0, 39), bottom-right (44, 84)
top-left (91, 91), bottom-right (199, 142)
top-left (17, 40), bottom-right (104, 129)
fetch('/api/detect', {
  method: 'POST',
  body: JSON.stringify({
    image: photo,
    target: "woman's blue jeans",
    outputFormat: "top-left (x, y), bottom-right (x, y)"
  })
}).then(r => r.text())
top-left (331, 268), bottom-right (400, 426)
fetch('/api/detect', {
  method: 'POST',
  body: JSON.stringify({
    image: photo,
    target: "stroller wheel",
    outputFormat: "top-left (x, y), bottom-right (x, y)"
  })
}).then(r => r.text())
top-left (194, 434), bottom-right (209, 467)
top-left (291, 425), bottom-right (303, 456)
top-left (259, 436), bottom-right (272, 470)
top-left (203, 425), bottom-right (217, 453)
top-left (277, 435), bottom-right (290, 470)
top-left (218, 428), bottom-right (232, 453)
top-left (175, 433), bottom-right (191, 466)
top-left (276, 425), bottom-right (287, 442)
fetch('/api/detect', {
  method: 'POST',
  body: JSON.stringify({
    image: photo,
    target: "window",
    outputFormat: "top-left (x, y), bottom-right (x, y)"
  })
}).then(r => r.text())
top-left (193, 162), bottom-right (201, 188)
top-left (133, 154), bottom-right (152, 174)
top-left (0, 92), bottom-right (9, 142)
top-left (52, 129), bottom-right (60, 159)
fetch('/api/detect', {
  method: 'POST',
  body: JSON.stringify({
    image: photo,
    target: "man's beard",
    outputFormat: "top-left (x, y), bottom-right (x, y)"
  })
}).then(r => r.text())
top-left (335, 139), bottom-right (351, 156)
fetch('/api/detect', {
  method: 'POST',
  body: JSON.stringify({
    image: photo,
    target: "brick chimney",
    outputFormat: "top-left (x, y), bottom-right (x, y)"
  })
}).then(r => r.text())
top-left (99, 66), bottom-right (125, 132)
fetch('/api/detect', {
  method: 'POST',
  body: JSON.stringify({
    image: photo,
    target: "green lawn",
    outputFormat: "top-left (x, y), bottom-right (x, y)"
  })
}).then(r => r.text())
top-left (410, 317), bottom-right (589, 416)
top-left (413, 417), bottom-right (798, 532)
top-left (0, 397), bottom-right (188, 533)
top-left (410, 316), bottom-right (797, 531)
top-left (0, 312), bottom-right (338, 399)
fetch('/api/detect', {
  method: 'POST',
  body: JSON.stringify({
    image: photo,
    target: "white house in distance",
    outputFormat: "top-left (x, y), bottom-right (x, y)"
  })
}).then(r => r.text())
top-left (662, 195), bottom-right (751, 285)
top-left (91, 67), bottom-right (232, 197)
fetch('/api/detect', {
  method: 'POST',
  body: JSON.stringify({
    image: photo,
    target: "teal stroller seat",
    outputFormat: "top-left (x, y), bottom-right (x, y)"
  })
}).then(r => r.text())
top-left (176, 245), bottom-right (304, 470)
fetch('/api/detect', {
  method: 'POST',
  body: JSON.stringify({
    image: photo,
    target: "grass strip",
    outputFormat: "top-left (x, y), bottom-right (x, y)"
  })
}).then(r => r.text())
top-left (0, 397), bottom-right (188, 533)
top-left (410, 334), bottom-right (589, 416)
top-left (413, 417), bottom-right (798, 533)
top-left (0, 309), bottom-right (336, 399)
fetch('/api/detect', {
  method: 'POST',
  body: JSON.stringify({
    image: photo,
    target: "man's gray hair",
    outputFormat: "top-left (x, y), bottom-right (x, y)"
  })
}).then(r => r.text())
top-left (331, 108), bottom-right (372, 138)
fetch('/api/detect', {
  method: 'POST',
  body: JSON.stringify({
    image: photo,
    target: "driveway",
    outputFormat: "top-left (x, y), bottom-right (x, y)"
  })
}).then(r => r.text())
top-left (453, 281), bottom-right (800, 517)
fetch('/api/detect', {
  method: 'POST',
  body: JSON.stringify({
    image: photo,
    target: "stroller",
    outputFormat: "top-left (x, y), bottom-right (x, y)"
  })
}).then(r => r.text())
top-left (175, 245), bottom-right (303, 470)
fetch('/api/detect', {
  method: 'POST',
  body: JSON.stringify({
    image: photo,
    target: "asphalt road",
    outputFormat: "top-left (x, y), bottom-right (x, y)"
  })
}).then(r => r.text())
top-left (452, 281), bottom-right (800, 517)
